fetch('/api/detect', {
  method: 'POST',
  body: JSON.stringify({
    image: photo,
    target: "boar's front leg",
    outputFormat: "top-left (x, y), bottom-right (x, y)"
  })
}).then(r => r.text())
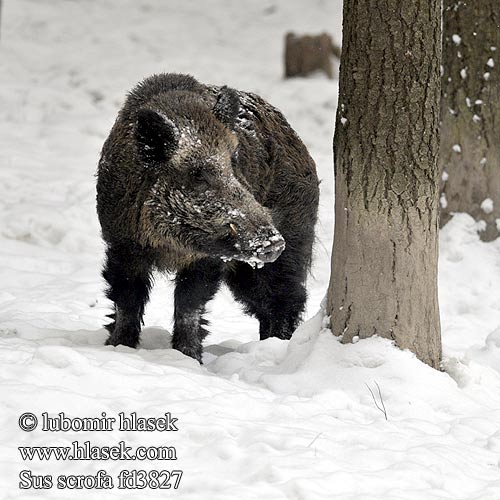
top-left (102, 244), bottom-right (153, 348)
top-left (172, 259), bottom-right (222, 363)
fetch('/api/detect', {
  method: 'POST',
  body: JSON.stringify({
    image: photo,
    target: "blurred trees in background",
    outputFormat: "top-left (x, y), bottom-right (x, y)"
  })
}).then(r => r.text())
top-left (327, 0), bottom-right (442, 368)
top-left (440, 0), bottom-right (500, 240)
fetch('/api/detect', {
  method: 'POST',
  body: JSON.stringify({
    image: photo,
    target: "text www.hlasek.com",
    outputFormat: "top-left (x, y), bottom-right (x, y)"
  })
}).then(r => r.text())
top-left (19, 441), bottom-right (177, 461)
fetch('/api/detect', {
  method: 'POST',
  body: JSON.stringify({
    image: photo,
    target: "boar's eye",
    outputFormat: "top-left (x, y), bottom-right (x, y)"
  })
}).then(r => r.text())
top-left (189, 167), bottom-right (210, 187)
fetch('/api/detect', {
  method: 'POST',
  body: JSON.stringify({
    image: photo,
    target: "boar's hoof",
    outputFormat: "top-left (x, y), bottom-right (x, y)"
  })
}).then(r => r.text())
top-left (171, 339), bottom-right (203, 364)
top-left (105, 330), bottom-right (140, 349)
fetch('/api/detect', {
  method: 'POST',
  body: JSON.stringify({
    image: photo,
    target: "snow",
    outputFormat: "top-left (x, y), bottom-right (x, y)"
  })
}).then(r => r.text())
top-left (452, 34), bottom-right (461, 45)
top-left (481, 198), bottom-right (494, 214)
top-left (440, 192), bottom-right (448, 209)
top-left (1, 1), bottom-right (500, 499)
top-left (487, 58), bottom-right (495, 68)
top-left (452, 144), bottom-right (462, 153)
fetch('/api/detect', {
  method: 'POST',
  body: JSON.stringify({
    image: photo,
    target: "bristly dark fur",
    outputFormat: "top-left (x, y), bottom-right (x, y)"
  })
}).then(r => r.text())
top-left (96, 73), bottom-right (319, 363)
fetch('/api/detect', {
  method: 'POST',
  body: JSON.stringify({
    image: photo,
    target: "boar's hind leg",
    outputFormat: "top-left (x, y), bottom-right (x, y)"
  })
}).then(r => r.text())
top-left (172, 259), bottom-right (222, 363)
top-left (226, 256), bottom-right (307, 341)
top-left (102, 244), bottom-right (153, 348)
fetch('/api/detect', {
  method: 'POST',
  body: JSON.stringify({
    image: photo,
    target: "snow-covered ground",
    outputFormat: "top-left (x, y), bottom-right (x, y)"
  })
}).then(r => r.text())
top-left (1, 1), bottom-right (500, 498)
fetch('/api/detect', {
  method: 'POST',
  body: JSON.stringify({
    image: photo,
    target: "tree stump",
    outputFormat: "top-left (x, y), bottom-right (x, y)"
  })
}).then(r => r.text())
top-left (284, 32), bottom-right (341, 79)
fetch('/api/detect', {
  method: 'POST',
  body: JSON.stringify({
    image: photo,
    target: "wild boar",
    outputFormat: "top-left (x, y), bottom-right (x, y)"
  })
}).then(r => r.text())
top-left (97, 73), bottom-right (319, 362)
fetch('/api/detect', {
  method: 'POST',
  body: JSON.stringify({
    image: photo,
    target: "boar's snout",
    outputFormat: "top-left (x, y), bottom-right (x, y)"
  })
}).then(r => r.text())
top-left (246, 230), bottom-right (286, 264)
top-left (224, 221), bottom-right (286, 267)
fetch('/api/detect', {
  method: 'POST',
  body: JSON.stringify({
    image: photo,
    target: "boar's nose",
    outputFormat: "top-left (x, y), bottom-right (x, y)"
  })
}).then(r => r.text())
top-left (253, 234), bottom-right (286, 263)
top-left (225, 222), bottom-right (286, 264)
top-left (248, 230), bottom-right (286, 263)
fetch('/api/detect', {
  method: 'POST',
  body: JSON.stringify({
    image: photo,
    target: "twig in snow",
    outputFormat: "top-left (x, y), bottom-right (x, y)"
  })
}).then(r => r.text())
top-left (307, 432), bottom-right (323, 448)
top-left (366, 381), bottom-right (388, 420)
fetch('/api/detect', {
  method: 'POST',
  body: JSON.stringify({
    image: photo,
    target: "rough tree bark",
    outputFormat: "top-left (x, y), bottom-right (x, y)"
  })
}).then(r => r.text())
top-left (440, 1), bottom-right (500, 241)
top-left (326, 0), bottom-right (442, 368)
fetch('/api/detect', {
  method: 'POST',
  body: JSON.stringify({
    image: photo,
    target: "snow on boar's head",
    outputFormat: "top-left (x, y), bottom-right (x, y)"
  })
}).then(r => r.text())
top-left (136, 87), bottom-right (285, 267)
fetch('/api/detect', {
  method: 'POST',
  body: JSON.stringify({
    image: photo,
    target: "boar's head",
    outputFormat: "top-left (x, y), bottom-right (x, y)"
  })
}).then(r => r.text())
top-left (136, 87), bottom-right (285, 267)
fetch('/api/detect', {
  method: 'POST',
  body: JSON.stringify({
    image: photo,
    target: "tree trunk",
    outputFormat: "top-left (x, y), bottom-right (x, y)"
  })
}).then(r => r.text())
top-left (326, 0), bottom-right (442, 368)
top-left (440, 1), bottom-right (500, 241)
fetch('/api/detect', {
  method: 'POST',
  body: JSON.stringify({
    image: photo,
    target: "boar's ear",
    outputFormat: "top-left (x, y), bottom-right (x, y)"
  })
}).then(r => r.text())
top-left (213, 86), bottom-right (240, 130)
top-left (136, 109), bottom-right (178, 165)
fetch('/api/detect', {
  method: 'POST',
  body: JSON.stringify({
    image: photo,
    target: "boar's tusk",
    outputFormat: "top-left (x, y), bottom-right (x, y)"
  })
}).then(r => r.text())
top-left (229, 223), bottom-right (238, 236)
